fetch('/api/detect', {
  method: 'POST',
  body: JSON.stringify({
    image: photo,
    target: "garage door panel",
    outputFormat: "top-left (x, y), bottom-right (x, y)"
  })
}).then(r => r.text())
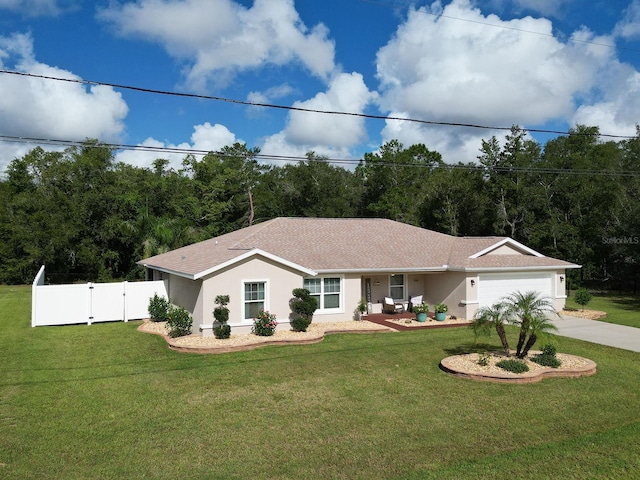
top-left (479, 272), bottom-right (552, 307)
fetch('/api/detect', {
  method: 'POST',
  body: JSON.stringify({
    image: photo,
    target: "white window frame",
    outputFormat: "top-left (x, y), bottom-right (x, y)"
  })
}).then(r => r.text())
top-left (303, 275), bottom-right (344, 314)
top-left (389, 274), bottom-right (406, 301)
top-left (241, 279), bottom-right (269, 322)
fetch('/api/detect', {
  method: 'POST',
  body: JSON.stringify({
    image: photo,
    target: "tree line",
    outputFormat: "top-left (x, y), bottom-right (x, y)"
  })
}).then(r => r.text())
top-left (1, 125), bottom-right (639, 289)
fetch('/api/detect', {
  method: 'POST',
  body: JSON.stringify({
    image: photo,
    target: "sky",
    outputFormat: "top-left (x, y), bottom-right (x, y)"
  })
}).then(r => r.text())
top-left (0, 0), bottom-right (639, 174)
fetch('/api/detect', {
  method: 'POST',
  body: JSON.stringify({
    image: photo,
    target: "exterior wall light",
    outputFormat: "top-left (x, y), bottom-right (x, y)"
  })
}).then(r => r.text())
top-left (470, 279), bottom-right (475, 287)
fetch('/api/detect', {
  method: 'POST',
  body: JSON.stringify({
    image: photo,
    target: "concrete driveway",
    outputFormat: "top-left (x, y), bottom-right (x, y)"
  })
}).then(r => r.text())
top-left (555, 315), bottom-right (640, 352)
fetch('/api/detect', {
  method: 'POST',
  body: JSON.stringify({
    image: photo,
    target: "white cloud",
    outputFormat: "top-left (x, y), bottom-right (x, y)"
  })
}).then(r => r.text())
top-left (246, 84), bottom-right (295, 117)
top-left (99, 0), bottom-right (336, 91)
top-left (282, 72), bottom-right (377, 147)
top-left (573, 68), bottom-right (640, 137)
top-left (373, 0), bottom-right (635, 162)
top-left (614, 0), bottom-right (640, 40)
top-left (0, 32), bottom-right (128, 173)
top-left (114, 122), bottom-right (241, 170)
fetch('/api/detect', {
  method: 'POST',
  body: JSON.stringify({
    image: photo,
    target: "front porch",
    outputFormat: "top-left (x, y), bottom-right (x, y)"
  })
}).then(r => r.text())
top-left (363, 312), bottom-right (470, 331)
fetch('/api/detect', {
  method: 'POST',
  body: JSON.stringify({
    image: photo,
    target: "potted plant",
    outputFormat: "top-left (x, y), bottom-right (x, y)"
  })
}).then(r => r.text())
top-left (413, 303), bottom-right (429, 322)
top-left (434, 303), bottom-right (448, 321)
top-left (357, 298), bottom-right (367, 320)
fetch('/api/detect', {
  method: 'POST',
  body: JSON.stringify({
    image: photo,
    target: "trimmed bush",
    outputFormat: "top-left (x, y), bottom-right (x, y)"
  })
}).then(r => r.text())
top-left (214, 325), bottom-right (231, 339)
top-left (291, 317), bottom-right (312, 332)
top-left (166, 306), bottom-right (193, 338)
top-left (213, 294), bottom-right (231, 339)
top-left (496, 359), bottom-right (530, 374)
top-left (148, 294), bottom-right (170, 323)
top-left (290, 288), bottom-right (318, 323)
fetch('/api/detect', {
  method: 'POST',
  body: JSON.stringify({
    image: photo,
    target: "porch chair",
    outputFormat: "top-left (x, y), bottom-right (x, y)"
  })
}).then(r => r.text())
top-left (383, 297), bottom-right (404, 314)
top-left (409, 295), bottom-right (423, 312)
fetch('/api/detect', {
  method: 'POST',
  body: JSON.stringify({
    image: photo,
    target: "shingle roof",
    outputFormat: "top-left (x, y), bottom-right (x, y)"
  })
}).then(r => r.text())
top-left (138, 217), bottom-right (579, 278)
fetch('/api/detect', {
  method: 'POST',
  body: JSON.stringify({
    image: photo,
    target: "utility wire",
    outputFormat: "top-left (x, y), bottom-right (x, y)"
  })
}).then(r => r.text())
top-left (1, 134), bottom-right (639, 178)
top-left (0, 69), bottom-right (636, 140)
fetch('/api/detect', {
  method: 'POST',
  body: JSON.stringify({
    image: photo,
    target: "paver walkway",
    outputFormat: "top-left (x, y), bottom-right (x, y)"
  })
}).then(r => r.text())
top-left (556, 315), bottom-right (640, 352)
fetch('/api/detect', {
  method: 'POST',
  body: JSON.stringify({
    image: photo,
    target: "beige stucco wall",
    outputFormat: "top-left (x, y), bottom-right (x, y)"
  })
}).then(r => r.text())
top-left (167, 274), bottom-right (204, 325)
top-left (423, 272), bottom-right (469, 319)
top-left (200, 256), bottom-right (304, 328)
top-left (486, 244), bottom-right (524, 255)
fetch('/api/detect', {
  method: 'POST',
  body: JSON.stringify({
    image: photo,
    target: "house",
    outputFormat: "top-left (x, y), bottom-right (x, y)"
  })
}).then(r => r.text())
top-left (138, 217), bottom-right (580, 335)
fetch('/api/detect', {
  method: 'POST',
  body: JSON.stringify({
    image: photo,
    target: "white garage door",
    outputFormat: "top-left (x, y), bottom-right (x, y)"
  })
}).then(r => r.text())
top-left (478, 272), bottom-right (553, 307)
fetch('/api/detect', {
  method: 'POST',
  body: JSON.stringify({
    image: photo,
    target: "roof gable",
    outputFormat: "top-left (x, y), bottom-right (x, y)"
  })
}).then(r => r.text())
top-left (469, 238), bottom-right (543, 259)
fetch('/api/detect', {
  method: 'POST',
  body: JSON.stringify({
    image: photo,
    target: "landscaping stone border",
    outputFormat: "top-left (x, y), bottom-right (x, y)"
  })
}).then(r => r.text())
top-left (440, 354), bottom-right (597, 384)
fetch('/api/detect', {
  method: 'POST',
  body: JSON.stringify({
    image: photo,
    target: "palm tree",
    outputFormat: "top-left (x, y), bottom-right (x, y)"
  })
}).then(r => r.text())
top-left (471, 302), bottom-right (512, 356)
top-left (504, 291), bottom-right (558, 359)
top-left (520, 314), bottom-right (558, 358)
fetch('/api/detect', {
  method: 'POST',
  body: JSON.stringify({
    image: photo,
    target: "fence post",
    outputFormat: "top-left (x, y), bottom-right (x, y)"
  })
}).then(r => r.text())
top-left (31, 265), bottom-right (46, 327)
top-left (87, 282), bottom-right (93, 325)
top-left (123, 281), bottom-right (128, 322)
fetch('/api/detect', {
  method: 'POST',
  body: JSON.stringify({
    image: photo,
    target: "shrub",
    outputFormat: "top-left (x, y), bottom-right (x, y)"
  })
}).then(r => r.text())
top-left (214, 325), bottom-right (231, 339)
top-left (290, 317), bottom-right (311, 332)
top-left (477, 352), bottom-right (491, 366)
top-left (532, 343), bottom-right (561, 368)
top-left (213, 294), bottom-right (231, 339)
top-left (148, 294), bottom-right (170, 322)
top-left (290, 288), bottom-right (318, 323)
top-left (252, 310), bottom-right (277, 336)
top-left (496, 359), bottom-right (529, 374)
top-left (166, 306), bottom-right (193, 338)
top-left (574, 288), bottom-right (593, 311)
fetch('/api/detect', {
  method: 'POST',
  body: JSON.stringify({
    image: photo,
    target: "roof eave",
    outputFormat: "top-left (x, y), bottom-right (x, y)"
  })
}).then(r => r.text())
top-left (313, 266), bottom-right (449, 274)
top-left (448, 264), bottom-right (582, 273)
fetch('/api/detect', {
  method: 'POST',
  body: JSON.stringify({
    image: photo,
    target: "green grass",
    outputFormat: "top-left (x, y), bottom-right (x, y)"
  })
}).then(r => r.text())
top-left (565, 291), bottom-right (640, 328)
top-left (1, 285), bottom-right (639, 479)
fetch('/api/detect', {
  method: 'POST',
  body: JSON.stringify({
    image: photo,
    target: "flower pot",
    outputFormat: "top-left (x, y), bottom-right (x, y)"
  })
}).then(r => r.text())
top-left (435, 312), bottom-right (446, 321)
top-left (416, 312), bottom-right (427, 322)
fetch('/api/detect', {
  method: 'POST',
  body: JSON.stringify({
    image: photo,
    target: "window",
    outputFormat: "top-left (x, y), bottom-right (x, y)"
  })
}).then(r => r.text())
top-left (303, 277), bottom-right (342, 311)
top-left (389, 274), bottom-right (405, 300)
top-left (244, 282), bottom-right (265, 320)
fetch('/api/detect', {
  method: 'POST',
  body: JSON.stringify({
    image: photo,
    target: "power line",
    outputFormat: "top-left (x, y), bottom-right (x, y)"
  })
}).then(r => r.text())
top-left (1, 134), bottom-right (639, 178)
top-left (0, 69), bottom-right (636, 140)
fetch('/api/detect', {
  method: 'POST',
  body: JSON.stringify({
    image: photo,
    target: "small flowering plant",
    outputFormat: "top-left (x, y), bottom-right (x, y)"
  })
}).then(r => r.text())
top-left (252, 310), bottom-right (278, 336)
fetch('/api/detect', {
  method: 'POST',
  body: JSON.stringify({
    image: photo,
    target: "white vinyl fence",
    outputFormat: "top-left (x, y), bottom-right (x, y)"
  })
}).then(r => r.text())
top-left (31, 266), bottom-right (168, 327)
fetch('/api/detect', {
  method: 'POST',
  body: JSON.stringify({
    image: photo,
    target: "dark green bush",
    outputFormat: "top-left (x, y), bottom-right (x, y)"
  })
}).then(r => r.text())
top-left (290, 317), bottom-right (311, 332)
top-left (532, 343), bottom-right (561, 368)
top-left (166, 306), bottom-right (193, 338)
top-left (496, 359), bottom-right (529, 374)
top-left (214, 325), bottom-right (231, 339)
top-left (213, 294), bottom-right (230, 324)
top-left (148, 294), bottom-right (170, 322)
top-left (290, 288), bottom-right (318, 322)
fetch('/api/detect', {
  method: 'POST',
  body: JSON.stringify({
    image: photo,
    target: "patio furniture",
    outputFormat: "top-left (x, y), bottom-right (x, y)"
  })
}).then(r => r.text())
top-left (409, 295), bottom-right (423, 312)
top-left (383, 297), bottom-right (404, 314)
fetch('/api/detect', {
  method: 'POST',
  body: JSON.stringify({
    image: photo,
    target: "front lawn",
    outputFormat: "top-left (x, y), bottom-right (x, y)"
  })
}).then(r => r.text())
top-left (565, 291), bottom-right (640, 328)
top-left (1, 285), bottom-right (639, 479)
